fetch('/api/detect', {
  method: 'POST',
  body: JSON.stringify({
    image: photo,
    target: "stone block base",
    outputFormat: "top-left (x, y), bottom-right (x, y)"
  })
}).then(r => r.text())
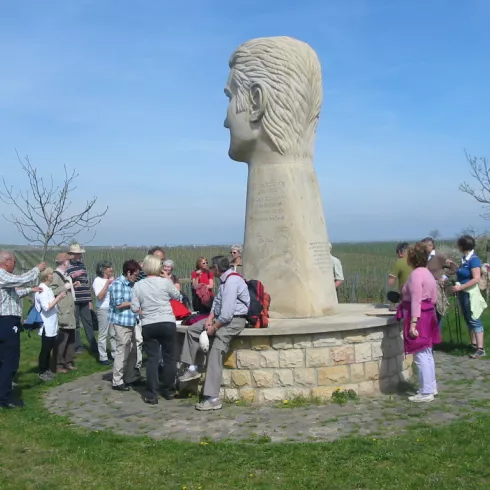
top-left (177, 307), bottom-right (412, 403)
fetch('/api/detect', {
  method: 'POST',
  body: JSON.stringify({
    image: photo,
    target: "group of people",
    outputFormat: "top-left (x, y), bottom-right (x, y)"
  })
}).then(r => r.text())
top-left (389, 235), bottom-right (487, 403)
top-left (0, 243), bottom-right (249, 410)
top-left (0, 236), bottom-right (486, 410)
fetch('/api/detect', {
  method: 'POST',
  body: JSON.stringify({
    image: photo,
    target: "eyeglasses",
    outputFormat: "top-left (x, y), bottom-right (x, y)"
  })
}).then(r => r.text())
top-left (230, 251), bottom-right (238, 255)
top-left (201, 261), bottom-right (208, 265)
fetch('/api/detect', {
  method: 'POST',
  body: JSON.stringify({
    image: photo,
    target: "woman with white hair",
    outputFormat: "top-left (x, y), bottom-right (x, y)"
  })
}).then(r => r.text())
top-left (35, 267), bottom-right (67, 381)
top-left (131, 255), bottom-right (181, 404)
top-left (162, 259), bottom-right (191, 311)
top-left (230, 244), bottom-right (243, 274)
top-left (162, 259), bottom-right (181, 290)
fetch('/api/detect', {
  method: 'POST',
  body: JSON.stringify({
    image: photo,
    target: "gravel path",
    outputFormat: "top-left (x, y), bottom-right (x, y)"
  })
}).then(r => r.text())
top-left (44, 352), bottom-right (489, 443)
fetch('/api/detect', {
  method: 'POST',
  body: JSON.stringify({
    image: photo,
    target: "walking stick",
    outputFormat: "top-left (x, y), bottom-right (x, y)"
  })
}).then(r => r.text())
top-left (453, 291), bottom-right (463, 346)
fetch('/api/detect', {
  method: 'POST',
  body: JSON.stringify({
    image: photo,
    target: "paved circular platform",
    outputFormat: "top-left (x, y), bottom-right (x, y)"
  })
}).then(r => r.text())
top-left (44, 351), bottom-right (490, 443)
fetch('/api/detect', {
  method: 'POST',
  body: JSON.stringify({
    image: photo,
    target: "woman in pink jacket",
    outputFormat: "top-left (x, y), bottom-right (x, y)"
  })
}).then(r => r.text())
top-left (397, 243), bottom-right (440, 403)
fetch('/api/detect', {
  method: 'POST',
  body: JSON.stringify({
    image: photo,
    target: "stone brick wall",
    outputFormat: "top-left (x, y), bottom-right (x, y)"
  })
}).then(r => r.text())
top-left (178, 323), bottom-right (413, 403)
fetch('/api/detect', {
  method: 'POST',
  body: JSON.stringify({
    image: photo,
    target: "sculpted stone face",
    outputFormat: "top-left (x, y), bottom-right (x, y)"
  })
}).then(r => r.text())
top-left (224, 76), bottom-right (260, 163)
top-left (226, 36), bottom-right (338, 319)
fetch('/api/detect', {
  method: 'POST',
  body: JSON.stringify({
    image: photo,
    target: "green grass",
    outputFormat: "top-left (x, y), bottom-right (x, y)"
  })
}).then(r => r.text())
top-left (2, 328), bottom-right (490, 489)
top-left (2, 241), bottom-right (490, 488)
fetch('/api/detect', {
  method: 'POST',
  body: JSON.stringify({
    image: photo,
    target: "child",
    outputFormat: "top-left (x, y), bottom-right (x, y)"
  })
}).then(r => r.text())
top-left (35, 268), bottom-right (66, 381)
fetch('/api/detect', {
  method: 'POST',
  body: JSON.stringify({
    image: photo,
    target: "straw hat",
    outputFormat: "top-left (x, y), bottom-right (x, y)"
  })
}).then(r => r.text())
top-left (68, 244), bottom-right (85, 254)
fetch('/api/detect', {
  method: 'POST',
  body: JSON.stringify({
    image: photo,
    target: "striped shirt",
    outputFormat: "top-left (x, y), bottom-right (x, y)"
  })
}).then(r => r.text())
top-left (109, 275), bottom-right (137, 328)
top-left (67, 260), bottom-right (91, 303)
top-left (136, 270), bottom-right (147, 282)
top-left (0, 267), bottom-right (39, 317)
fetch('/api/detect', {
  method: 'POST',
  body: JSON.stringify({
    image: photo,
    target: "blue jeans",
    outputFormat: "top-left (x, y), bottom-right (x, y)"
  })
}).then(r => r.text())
top-left (459, 291), bottom-right (484, 333)
top-left (436, 310), bottom-right (443, 331)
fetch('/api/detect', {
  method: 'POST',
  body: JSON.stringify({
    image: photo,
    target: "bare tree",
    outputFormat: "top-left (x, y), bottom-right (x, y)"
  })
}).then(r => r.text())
top-left (1, 151), bottom-right (108, 260)
top-left (428, 229), bottom-right (441, 240)
top-left (460, 151), bottom-right (490, 219)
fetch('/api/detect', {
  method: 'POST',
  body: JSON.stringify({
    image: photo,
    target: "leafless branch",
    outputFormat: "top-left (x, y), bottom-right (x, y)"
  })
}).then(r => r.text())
top-left (0, 151), bottom-right (108, 259)
top-left (460, 150), bottom-right (490, 219)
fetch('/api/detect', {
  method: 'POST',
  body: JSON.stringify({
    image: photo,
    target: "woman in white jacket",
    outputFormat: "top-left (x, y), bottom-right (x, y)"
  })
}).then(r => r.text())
top-left (35, 268), bottom-right (66, 381)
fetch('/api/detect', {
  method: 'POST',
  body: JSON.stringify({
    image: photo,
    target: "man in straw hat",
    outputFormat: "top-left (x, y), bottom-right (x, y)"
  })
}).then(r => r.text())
top-left (66, 244), bottom-right (97, 355)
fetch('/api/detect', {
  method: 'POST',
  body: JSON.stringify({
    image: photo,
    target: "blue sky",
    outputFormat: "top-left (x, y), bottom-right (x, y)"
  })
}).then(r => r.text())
top-left (1, 0), bottom-right (489, 246)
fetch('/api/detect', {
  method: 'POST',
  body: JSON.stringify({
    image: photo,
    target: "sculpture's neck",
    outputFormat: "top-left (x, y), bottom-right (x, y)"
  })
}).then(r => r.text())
top-left (248, 151), bottom-right (313, 167)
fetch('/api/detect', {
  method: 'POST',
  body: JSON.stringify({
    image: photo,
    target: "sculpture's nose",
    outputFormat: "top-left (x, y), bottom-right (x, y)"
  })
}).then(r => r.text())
top-left (224, 117), bottom-right (229, 129)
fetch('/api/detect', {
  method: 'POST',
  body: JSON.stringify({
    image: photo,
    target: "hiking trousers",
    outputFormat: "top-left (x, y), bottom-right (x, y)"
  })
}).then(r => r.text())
top-left (0, 316), bottom-right (21, 404)
top-left (181, 317), bottom-right (246, 398)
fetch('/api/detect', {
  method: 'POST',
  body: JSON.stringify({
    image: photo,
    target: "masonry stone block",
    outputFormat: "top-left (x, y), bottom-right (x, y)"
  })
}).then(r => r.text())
top-left (224, 388), bottom-right (239, 401)
top-left (250, 337), bottom-right (271, 351)
top-left (331, 346), bottom-right (355, 365)
top-left (272, 336), bottom-right (294, 350)
top-left (224, 351), bottom-right (237, 369)
top-left (231, 370), bottom-right (251, 388)
top-left (237, 350), bottom-right (261, 369)
top-left (259, 350), bottom-right (280, 368)
top-left (252, 370), bottom-right (274, 388)
top-left (364, 361), bottom-right (380, 380)
top-left (231, 338), bottom-right (251, 350)
top-left (317, 365), bottom-right (349, 385)
top-left (258, 388), bottom-right (287, 402)
top-left (274, 369), bottom-right (294, 387)
top-left (343, 333), bottom-right (365, 343)
top-left (371, 341), bottom-right (383, 359)
top-left (293, 368), bottom-right (316, 386)
top-left (305, 348), bottom-right (331, 367)
top-left (279, 349), bottom-right (304, 368)
top-left (293, 335), bottom-right (313, 348)
top-left (312, 332), bottom-right (343, 347)
top-left (221, 370), bottom-right (231, 387)
top-left (366, 330), bottom-right (384, 341)
top-left (350, 363), bottom-right (365, 382)
top-left (354, 343), bottom-right (372, 362)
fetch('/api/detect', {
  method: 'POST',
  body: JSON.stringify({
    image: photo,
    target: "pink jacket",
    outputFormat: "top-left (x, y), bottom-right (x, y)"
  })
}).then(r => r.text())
top-left (397, 267), bottom-right (440, 354)
top-left (402, 267), bottom-right (437, 318)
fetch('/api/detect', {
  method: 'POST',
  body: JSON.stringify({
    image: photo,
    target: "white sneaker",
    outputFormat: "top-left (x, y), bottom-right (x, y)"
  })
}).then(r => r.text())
top-left (417, 389), bottom-right (438, 396)
top-left (408, 393), bottom-right (434, 403)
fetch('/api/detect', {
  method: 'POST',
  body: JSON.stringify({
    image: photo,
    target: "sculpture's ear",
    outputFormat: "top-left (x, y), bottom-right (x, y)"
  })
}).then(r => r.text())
top-left (249, 82), bottom-right (267, 123)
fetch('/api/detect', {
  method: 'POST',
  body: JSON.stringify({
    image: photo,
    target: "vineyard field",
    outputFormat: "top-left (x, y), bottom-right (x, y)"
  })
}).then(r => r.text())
top-left (4, 240), bottom-right (463, 303)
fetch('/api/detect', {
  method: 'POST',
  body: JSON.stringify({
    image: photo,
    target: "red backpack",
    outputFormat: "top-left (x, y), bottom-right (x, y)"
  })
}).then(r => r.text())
top-left (226, 273), bottom-right (271, 328)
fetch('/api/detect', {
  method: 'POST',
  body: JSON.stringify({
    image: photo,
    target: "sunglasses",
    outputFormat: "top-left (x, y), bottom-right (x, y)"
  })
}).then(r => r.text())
top-left (201, 261), bottom-right (208, 265)
top-left (230, 251), bottom-right (238, 255)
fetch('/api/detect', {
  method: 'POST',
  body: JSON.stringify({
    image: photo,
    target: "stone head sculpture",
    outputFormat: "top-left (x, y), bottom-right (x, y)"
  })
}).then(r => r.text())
top-left (224, 36), bottom-right (322, 164)
top-left (226, 36), bottom-right (337, 318)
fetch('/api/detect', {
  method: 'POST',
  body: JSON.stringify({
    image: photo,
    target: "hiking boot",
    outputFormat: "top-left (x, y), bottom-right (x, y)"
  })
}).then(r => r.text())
top-left (195, 398), bottom-right (222, 411)
top-left (470, 348), bottom-right (486, 359)
top-left (408, 393), bottom-right (434, 403)
top-left (178, 369), bottom-right (201, 383)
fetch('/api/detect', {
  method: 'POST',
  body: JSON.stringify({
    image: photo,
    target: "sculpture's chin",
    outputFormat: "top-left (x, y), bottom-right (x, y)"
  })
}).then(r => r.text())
top-left (228, 146), bottom-right (247, 163)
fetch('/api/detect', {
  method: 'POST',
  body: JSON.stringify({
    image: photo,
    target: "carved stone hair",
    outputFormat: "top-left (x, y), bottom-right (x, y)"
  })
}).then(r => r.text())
top-left (230, 36), bottom-right (323, 159)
